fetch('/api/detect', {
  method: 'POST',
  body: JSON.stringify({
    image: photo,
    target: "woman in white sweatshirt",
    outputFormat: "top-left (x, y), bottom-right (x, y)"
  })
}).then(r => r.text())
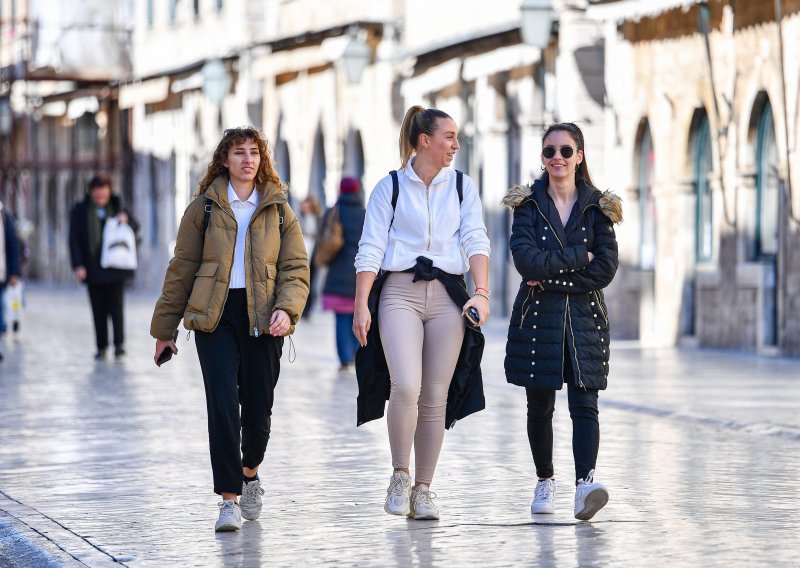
top-left (353, 106), bottom-right (491, 520)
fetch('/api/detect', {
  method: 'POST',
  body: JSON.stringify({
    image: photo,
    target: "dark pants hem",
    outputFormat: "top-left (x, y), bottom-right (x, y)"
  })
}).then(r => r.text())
top-left (87, 282), bottom-right (125, 351)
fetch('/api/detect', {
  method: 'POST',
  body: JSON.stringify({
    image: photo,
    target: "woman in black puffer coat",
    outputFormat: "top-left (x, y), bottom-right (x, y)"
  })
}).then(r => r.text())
top-left (503, 123), bottom-right (621, 522)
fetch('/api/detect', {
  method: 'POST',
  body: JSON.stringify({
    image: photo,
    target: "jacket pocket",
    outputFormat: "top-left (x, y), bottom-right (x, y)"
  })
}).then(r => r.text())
top-left (186, 261), bottom-right (220, 314)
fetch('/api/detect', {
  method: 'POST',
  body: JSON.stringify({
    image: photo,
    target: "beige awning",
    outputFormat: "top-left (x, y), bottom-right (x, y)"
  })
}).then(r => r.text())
top-left (119, 77), bottom-right (171, 109)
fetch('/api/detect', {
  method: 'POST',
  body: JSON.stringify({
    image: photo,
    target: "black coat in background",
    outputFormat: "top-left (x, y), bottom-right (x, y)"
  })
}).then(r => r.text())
top-left (322, 192), bottom-right (365, 298)
top-left (503, 176), bottom-right (622, 391)
top-left (69, 194), bottom-right (138, 285)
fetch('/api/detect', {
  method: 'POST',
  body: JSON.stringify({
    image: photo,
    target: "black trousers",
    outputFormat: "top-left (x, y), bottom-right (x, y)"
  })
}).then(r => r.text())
top-left (195, 289), bottom-right (283, 495)
top-left (526, 356), bottom-right (600, 484)
top-left (87, 282), bottom-right (125, 351)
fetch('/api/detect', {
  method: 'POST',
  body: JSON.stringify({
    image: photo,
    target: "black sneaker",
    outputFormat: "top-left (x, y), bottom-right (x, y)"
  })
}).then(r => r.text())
top-left (94, 349), bottom-right (107, 360)
top-left (114, 346), bottom-right (126, 358)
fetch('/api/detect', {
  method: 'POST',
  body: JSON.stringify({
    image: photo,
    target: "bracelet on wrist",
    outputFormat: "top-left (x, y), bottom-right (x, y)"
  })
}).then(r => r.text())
top-left (473, 290), bottom-right (491, 300)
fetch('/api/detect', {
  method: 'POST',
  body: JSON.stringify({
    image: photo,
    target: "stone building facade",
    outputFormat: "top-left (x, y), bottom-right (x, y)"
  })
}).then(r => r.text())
top-left (589, 0), bottom-right (800, 355)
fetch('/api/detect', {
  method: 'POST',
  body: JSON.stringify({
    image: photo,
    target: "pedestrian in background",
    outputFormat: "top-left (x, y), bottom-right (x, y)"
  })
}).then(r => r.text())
top-left (69, 174), bottom-right (137, 360)
top-left (0, 199), bottom-right (20, 362)
top-left (299, 195), bottom-right (322, 317)
top-left (502, 122), bottom-right (622, 521)
top-left (353, 106), bottom-right (491, 520)
top-left (150, 126), bottom-right (309, 532)
top-left (320, 177), bottom-right (365, 371)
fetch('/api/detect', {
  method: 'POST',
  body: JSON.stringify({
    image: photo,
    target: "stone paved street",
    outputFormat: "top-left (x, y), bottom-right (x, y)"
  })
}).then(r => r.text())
top-left (0, 285), bottom-right (799, 567)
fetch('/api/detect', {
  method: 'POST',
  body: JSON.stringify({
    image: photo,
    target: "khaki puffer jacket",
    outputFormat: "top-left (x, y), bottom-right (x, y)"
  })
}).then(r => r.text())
top-left (150, 176), bottom-right (310, 340)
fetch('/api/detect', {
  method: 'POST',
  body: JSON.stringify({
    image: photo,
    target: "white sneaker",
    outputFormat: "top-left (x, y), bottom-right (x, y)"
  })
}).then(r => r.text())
top-left (384, 471), bottom-right (412, 516)
top-left (240, 478), bottom-right (264, 521)
top-left (410, 484), bottom-right (439, 520)
top-left (531, 478), bottom-right (555, 514)
top-left (574, 469), bottom-right (608, 521)
top-left (215, 499), bottom-right (242, 532)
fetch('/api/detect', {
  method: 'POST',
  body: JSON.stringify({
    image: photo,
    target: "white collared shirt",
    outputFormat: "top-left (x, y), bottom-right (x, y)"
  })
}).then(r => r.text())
top-left (355, 164), bottom-right (491, 275)
top-left (228, 181), bottom-right (260, 289)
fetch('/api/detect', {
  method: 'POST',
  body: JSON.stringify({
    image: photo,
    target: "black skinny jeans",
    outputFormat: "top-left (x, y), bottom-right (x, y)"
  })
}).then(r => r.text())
top-left (526, 355), bottom-right (599, 484)
top-left (195, 289), bottom-right (283, 495)
top-left (87, 282), bottom-right (125, 351)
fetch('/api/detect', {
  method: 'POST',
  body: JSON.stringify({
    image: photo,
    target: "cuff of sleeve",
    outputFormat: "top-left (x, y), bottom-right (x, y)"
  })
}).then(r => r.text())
top-left (466, 248), bottom-right (491, 260)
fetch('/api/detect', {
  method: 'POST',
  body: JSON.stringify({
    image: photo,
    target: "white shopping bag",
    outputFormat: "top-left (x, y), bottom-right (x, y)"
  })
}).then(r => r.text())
top-left (100, 217), bottom-right (138, 270)
top-left (4, 280), bottom-right (23, 330)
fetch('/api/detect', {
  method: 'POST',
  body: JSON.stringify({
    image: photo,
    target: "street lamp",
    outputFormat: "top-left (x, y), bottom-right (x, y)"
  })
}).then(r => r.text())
top-left (202, 59), bottom-right (232, 104)
top-left (520, 0), bottom-right (554, 49)
top-left (341, 27), bottom-right (371, 85)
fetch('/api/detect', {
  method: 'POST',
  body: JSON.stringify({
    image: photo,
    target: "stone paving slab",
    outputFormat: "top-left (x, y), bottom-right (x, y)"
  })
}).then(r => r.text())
top-left (0, 285), bottom-right (798, 566)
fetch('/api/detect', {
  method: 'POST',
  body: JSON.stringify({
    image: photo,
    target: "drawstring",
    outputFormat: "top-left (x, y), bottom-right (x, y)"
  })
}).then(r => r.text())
top-left (286, 335), bottom-right (296, 363)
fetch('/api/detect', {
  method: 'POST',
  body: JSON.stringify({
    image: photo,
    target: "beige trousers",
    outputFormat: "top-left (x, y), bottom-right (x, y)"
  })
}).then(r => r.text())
top-left (378, 272), bottom-right (465, 485)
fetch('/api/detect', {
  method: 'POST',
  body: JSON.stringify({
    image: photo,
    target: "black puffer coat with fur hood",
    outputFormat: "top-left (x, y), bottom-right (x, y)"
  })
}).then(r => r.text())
top-left (503, 175), bottom-right (622, 390)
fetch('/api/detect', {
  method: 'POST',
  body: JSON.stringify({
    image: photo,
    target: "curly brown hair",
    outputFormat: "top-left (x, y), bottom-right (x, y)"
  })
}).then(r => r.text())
top-left (195, 126), bottom-right (282, 196)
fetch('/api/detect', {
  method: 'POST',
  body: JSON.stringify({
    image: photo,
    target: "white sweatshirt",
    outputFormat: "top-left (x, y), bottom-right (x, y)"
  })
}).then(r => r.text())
top-left (355, 164), bottom-right (491, 275)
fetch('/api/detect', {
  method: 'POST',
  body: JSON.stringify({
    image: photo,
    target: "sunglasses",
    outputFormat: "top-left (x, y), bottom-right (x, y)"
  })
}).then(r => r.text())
top-left (542, 145), bottom-right (576, 159)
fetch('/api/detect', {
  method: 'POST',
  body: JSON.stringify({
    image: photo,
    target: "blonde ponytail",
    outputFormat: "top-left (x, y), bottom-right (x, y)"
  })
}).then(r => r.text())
top-left (399, 105), bottom-right (425, 168)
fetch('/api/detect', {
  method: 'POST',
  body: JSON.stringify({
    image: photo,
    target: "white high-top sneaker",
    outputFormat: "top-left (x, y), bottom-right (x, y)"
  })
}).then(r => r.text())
top-left (410, 484), bottom-right (439, 520)
top-left (574, 469), bottom-right (608, 521)
top-left (531, 478), bottom-right (556, 514)
top-left (384, 471), bottom-right (412, 516)
top-left (215, 499), bottom-right (242, 532)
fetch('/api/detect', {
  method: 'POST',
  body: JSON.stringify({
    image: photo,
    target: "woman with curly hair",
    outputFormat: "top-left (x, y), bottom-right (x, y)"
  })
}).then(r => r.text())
top-left (150, 126), bottom-right (310, 531)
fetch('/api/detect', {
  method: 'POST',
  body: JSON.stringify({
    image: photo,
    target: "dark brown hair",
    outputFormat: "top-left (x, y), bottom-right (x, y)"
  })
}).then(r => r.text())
top-left (399, 106), bottom-right (453, 168)
top-left (88, 173), bottom-right (113, 191)
top-left (542, 122), bottom-right (595, 187)
top-left (196, 126), bottom-right (281, 196)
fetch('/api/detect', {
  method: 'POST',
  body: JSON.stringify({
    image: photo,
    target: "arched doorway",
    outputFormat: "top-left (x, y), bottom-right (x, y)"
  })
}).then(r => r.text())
top-left (309, 126), bottom-right (327, 205)
top-left (342, 129), bottom-right (365, 184)
top-left (636, 119), bottom-right (656, 341)
top-left (751, 95), bottom-right (779, 346)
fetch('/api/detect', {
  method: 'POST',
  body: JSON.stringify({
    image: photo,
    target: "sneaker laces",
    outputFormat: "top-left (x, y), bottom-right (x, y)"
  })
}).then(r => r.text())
top-left (218, 500), bottom-right (238, 514)
top-left (535, 479), bottom-right (554, 501)
top-left (413, 487), bottom-right (437, 508)
top-left (388, 475), bottom-right (409, 498)
top-left (577, 469), bottom-right (596, 486)
top-left (243, 481), bottom-right (264, 498)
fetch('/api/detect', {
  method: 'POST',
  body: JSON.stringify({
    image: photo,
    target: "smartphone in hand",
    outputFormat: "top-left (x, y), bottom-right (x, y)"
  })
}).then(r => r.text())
top-left (465, 306), bottom-right (480, 326)
top-left (156, 346), bottom-right (174, 367)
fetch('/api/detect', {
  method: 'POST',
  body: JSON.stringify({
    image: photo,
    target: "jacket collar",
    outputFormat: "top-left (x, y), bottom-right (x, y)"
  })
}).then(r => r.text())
top-left (400, 159), bottom-right (452, 186)
top-left (204, 175), bottom-right (287, 216)
top-left (531, 175), bottom-right (601, 213)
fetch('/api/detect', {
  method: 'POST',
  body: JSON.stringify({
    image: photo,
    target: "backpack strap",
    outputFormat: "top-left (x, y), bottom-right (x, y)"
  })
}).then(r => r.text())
top-left (203, 197), bottom-right (212, 235)
top-left (277, 203), bottom-right (285, 236)
top-left (455, 170), bottom-right (464, 204)
top-left (389, 170), bottom-right (399, 229)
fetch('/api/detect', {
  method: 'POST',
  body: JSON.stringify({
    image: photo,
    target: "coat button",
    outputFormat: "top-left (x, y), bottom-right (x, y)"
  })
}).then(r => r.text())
top-left (569, 283), bottom-right (573, 286)
top-left (555, 280), bottom-right (560, 284)
top-left (600, 338), bottom-right (604, 342)
top-left (531, 361), bottom-right (535, 366)
top-left (530, 373), bottom-right (534, 378)
top-left (542, 236), bottom-right (546, 240)
top-left (583, 238), bottom-right (588, 243)
top-left (559, 269), bottom-right (564, 273)
top-left (597, 325), bottom-right (601, 330)
top-left (582, 227), bottom-right (586, 231)
top-left (534, 312), bottom-right (538, 316)
top-left (533, 325), bottom-right (537, 329)
top-left (535, 300), bottom-right (539, 304)
top-left (593, 314), bottom-right (597, 318)
top-left (532, 338), bottom-right (537, 342)
top-left (591, 302), bottom-right (595, 306)
top-left (544, 226), bottom-right (549, 230)
top-left (532, 350), bottom-right (536, 354)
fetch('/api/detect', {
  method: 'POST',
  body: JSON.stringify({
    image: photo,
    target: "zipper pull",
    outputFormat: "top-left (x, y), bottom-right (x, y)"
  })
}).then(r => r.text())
top-left (185, 330), bottom-right (192, 341)
top-left (254, 327), bottom-right (260, 337)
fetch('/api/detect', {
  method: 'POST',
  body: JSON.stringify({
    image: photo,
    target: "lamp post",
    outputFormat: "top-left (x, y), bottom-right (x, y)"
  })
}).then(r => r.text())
top-left (520, 0), bottom-right (554, 48)
top-left (202, 59), bottom-right (232, 104)
top-left (341, 27), bottom-right (371, 85)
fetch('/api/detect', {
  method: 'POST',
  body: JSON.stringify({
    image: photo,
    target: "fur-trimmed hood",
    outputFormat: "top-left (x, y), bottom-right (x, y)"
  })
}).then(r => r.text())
top-left (501, 179), bottom-right (623, 224)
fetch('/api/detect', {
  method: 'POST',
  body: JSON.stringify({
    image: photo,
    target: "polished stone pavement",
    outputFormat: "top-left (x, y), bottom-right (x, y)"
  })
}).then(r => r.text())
top-left (0, 285), bottom-right (798, 567)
